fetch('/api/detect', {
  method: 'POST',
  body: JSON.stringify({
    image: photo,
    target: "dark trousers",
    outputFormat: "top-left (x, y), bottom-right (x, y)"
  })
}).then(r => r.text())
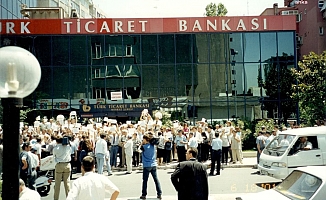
top-left (210, 149), bottom-right (221, 174)
top-left (70, 154), bottom-right (76, 179)
top-left (222, 146), bottom-right (229, 164)
top-left (110, 145), bottom-right (119, 167)
top-left (132, 151), bottom-right (140, 166)
top-left (176, 146), bottom-right (186, 162)
top-left (165, 149), bottom-right (172, 163)
top-left (142, 167), bottom-right (162, 197)
top-left (228, 146), bottom-right (233, 162)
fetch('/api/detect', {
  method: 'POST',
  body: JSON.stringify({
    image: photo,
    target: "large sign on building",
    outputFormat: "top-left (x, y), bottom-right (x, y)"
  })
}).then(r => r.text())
top-left (0, 16), bottom-right (296, 35)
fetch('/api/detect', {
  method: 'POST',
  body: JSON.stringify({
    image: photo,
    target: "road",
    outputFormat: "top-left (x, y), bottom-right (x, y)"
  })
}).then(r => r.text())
top-left (41, 168), bottom-right (280, 200)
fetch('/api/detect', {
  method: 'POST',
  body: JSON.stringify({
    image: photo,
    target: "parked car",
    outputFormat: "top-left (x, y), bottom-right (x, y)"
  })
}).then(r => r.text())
top-left (236, 166), bottom-right (326, 200)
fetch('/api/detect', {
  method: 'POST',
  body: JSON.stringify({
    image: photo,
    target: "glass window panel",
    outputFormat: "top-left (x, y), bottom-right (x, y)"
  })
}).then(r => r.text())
top-left (71, 66), bottom-right (88, 99)
top-left (52, 36), bottom-right (69, 66)
top-left (70, 36), bottom-right (87, 65)
top-left (141, 35), bottom-right (158, 64)
top-left (53, 67), bottom-right (69, 98)
top-left (1, 7), bottom-right (7, 19)
top-left (243, 33), bottom-right (260, 62)
top-left (278, 32), bottom-right (295, 57)
top-left (195, 64), bottom-right (210, 99)
top-left (142, 65), bottom-right (158, 97)
top-left (37, 67), bottom-right (52, 99)
top-left (158, 35), bottom-right (175, 64)
top-left (159, 65), bottom-right (176, 97)
top-left (210, 33), bottom-right (228, 63)
top-left (194, 34), bottom-right (209, 63)
top-left (34, 36), bottom-right (52, 66)
top-left (210, 64), bottom-right (227, 98)
top-left (229, 33), bottom-right (244, 63)
top-left (261, 32), bottom-right (277, 62)
top-left (175, 35), bottom-right (193, 63)
top-left (244, 63), bottom-right (261, 95)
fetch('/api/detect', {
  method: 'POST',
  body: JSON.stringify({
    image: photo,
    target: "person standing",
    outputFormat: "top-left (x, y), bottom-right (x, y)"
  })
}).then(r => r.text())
top-left (124, 135), bottom-right (133, 174)
top-left (20, 143), bottom-right (32, 186)
top-left (28, 148), bottom-right (39, 190)
top-left (110, 131), bottom-right (119, 168)
top-left (53, 135), bottom-right (71, 200)
top-left (187, 132), bottom-right (198, 150)
top-left (67, 156), bottom-right (120, 200)
top-left (209, 132), bottom-right (222, 176)
top-left (256, 131), bottom-right (266, 164)
top-left (171, 148), bottom-right (209, 200)
top-left (95, 133), bottom-right (108, 174)
top-left (174, 130), bottom-right (187, 162)
top-left (230, 130), bottom-right (242, 164)
top-left (140, 134), bottom-right (162, 199)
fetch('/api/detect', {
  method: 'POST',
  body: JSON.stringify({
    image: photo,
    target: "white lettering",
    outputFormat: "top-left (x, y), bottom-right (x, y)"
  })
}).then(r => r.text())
top-left (222, 19), bottom-right (231, 30)
top-left (85, 21), bottom-right (95, 33)
top-left (77, 19), bottom-right (81, 33)
top-left (236, 19), bottom-right (246, 30)
top-left (100, 21), bottom-right (110, 33)
top-left (251, 18), bottom-right (259, 30)
top-left (63, 21), bottom-right (73, 33)
top-left (207, 20), bottom-right (217, 30)
top-left (192, 20), bottom-right (202, 31)
top-left (179, 20), bottom-right (187, 31)
top-left (6, 22), bottom-right (15, 33)
top-left (128, 21), bottom-right (135, 32)
top-left (20, 22), bottom-right (30, 33)
top-left (115, 21), bottom-right (123, 32)
top-left (263, 18), bottom-right (267, 29)
top-left (139, 21), bottom-right (147, 32)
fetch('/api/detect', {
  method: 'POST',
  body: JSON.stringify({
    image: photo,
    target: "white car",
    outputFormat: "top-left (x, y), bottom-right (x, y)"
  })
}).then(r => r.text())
top-left (237, 166), bottom-right (326, 200)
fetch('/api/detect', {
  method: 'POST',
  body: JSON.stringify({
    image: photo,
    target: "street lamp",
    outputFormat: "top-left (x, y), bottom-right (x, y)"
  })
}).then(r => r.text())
top-left (0, 46), bottom-right (41, 199)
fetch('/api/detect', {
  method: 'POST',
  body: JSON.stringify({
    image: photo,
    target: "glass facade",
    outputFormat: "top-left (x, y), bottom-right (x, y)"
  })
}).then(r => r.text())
top-left (0, 31), bottom-right (297, 123)
top-left (1, 0), bottom-right (37, 19)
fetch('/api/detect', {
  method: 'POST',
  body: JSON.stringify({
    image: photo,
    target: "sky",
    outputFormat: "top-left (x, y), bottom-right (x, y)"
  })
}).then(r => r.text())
top-left (92, 0), bottom-right (285, 18)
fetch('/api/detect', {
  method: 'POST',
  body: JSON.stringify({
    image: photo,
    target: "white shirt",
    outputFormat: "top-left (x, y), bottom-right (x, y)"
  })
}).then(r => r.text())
top-left (66, 172), bottom-right (119, 200)
top-left (28, 152), bottom-right (39, 168)
top-left (19, 187), bottom-right (41, 200)
top-left (95, 138), bottom-right (107, 155)
top-left (188, 137), bottom-right (198, 148)
top-left (53, 144), bottom-right (71, 163)
top-left (124, 139), bottom-right (133, 156)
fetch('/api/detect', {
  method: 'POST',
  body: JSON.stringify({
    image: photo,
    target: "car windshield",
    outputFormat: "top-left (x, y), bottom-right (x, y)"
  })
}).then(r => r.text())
top-left (275, 170), bottom-right (322, 200)
top-left (263, 134), bottom-right (295, 157)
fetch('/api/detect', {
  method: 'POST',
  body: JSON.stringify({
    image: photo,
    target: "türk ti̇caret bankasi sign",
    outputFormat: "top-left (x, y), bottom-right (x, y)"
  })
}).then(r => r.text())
top-left (0, 15), bottom-right (296, 35)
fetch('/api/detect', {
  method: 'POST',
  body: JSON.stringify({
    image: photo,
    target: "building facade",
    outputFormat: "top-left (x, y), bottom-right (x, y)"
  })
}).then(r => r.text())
top-left (261, 0), bottom-right (326, 59)
top-left (1, 0), bottom-right (106, 19)
top-left (0, 16), bottom-right (298, 124)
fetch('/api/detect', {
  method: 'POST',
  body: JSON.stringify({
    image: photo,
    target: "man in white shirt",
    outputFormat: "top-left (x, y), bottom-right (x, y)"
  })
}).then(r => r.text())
top-left (124, 135), bottom-right (133, 174)
top-left (188, 132), bottom-right (198, 149)
top-left (28, 148), bottom-right (39, 190)
top-left (95, 133), bottom-right (108, 174)
top-left (19, 178), bottom-right (41, 200)
top-left (67, 156), bottom-right (120, 200)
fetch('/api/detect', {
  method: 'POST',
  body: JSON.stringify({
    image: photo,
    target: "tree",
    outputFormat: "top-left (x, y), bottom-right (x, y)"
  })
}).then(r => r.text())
top-left (291, 51), bottom-right (326, 126)
top-left (205, 2), bottom-right (228, 16)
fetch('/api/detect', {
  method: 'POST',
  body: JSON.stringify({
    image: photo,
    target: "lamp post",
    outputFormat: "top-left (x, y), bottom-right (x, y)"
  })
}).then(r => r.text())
top-left (0, 46), bottom-right (41, 199)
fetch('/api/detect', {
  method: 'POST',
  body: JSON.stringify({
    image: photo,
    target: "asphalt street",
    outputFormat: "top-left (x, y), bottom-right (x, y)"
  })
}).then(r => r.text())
top-left (41, 167), bottom-right (280, 200)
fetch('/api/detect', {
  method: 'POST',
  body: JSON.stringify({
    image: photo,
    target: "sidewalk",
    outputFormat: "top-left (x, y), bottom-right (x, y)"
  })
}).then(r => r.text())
top-left (114, 193), bottom-right (247, 200)
top-left (111, 151), bottom-right (257, 172)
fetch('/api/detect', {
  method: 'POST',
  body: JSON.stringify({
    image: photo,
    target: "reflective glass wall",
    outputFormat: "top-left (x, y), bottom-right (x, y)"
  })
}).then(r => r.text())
top-left (1, 0), bottom-right (37, 19)
top-left (0, 31), bottom-right (297, 123)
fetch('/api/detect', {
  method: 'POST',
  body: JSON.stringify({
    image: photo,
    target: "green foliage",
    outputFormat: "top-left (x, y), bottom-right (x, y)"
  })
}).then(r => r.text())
top-left (20, 108), bottom-right (33, 123)
top-left (205, 2), bottom-right (228, 16)
top-left (255, 119), bottom-right (276, 135)
top-left (291, 51), bottom-right (326, 126)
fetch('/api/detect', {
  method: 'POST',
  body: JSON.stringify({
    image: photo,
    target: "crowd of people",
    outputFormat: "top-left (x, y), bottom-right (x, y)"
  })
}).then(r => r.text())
top-left (16, 109), bottom-right (246, 199)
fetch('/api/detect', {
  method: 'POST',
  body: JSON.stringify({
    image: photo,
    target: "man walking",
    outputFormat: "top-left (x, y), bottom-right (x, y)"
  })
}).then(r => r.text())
top-left (140, 134), bottom-right (162, 199)
top-left (53, 135), bottom-right (71, 200)
top-left (95, 133), bottom-right (107, 174)
top-left (171, 147), bottom-right (209, 200)
top-left (67, 156), bottom-right (120, 200)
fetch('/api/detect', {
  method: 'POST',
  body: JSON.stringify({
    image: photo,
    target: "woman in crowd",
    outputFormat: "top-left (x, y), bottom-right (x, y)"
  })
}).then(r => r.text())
top-left (132, 132), bottom-right (141, 167)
